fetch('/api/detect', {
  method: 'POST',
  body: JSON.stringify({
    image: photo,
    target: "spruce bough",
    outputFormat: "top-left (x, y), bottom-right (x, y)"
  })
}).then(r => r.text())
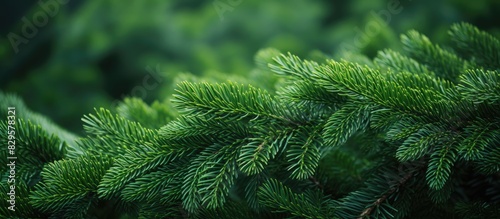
top-left (1, 22), bottom-right (499, 218)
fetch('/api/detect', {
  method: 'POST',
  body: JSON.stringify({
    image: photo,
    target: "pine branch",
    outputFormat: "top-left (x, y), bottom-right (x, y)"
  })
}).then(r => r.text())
top-left (286, 125), bottom-right (322, 180)
top-left (449, 22), bottom-right (500, 70)
top-left (358, 170), bottom-right (413, 219)
top-left (374, 49), bottom-right (435, 76)
top-left (81, 108), bottom-right (157, 155)
top-left (116, 97), bottom-right (174, 129)
top-left (269, 53), bottom-right (320, 80)
top-left (172, 81), bottom-right (296, 125)
top-left (257, 178), bottom-right (335, 219)
top-left (401, 30), bottom-right (468, 82)
top-left (314, 60), bottom-right (452, 121)
top-left (0, 92), bottom-right (80, 155)
top-left (30, 154), bottom-right (113, 215)
top-left (458, 69), bottom-right (500, 104)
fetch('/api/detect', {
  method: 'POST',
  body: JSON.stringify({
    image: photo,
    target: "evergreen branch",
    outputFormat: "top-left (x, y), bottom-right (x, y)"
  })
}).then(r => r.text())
top-left (387, 70), bottom-right (453, 95)
top-left (98, 144), bottom-right (192, 198)
top-left (199, 141), bottom-right (242, 209)
top-left (458, 69), bottom-right (500, 104)
top-left (315, 60), bottom-right (451, 120)
top-left (401, 30), bottom-right (467, 82)
top-left (81, 108), bottom-right (157, 152)
top-left (278, 80), bottom-right (346, 109)
top-left (0, 92), bottom-right (80, 156)
top-left (238, 139), bottom-right (272, 176)
top-left (426, 144), bottom-right (458, 190)
top-left (238, 129), bottom-right (293, 175)
top-left (121, 166), bottom-right (182, 203)
top-left (458, 120), bottom-right (497, 161)
top-left (2, 22), bottom-right (500, 218)
top-left (30, 154), bottom-right (113, 213)
top-left (159, 115), bottom-right (247, 142)
top-left (374, 49), bottom-right (435, 76)
top-left (359, 170), bottom-right (413, 219)
top-left (271, 53), bottom-right (346, 110)
top-left (182, 146), bottom-right (216, 212)
top-left (257, 178), bottom-right (335, 219)
top-left (370, 108), bottom-right (406, 132)
top-left (116, 97), bottom-right (174, 129)
top-left (475, 131), bottom-right (500, 174)
top-left (182, 140), bottom-right (243, 212)
top-left (0, 119), bottom-right (65, 184)
top-left (449, 22), bottom-right (500, 70)
top-left (395, 124), bottom-right (450, 162)
top-left (242, 172), bottom-right (269, 210)
top-left (322, 103), bottom-right (371, 147)
top-left (337, 160), bottom-right (425, 219)
top-left (286, 126), bottom-right (322, 180)
top-left (80, 108), bottom-right (160, 160)
top-left (269, 53), bottom-right (320, 79)
top-left (172, 81), bottom-right (297, 125)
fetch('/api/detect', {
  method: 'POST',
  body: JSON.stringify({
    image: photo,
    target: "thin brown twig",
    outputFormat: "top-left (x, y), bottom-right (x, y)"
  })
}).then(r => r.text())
top-left (358, 170), bottom-right (414, 219)
top-left (309, 176), bottom-right (324, 190)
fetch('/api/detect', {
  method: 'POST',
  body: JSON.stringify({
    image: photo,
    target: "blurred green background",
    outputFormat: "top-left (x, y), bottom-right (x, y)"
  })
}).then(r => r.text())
top-left (1, 0), bottom-right (499, 134)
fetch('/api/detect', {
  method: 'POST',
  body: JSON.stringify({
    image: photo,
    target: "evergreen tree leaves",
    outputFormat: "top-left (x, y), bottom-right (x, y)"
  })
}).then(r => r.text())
top-left (238, 134), bottom-right (287, 176)
top-left (0, 92), bottom-right (81, 157)
top-left (116, 97), bottom-right (174, 129)
top-left (426, 144), bottom-right (458, 190)
top-left (257, 178), bottom-right (335, 219)
top-left (197, 142), bottom-right (240, 209)
top-left (458, 69), bottom-right (500, 104)
top-left (401, 30), bottom-right (467, 82)
top-left (395, 124), bottom-right (449, 162)
top-left (0, 119), bottom-right (65, 185)
top-left (474, 132), bottom-right (500, 174)
top-left (0, 181), bottom-right (43, 218)
top-left (181, 141), bottom-right (240, 212)
top-left (81, 108), bottom-right (157, 155)
top-left (286, 126), bottom-right (322, 180)
top-left (270, 53), bottom-right (346, 109)
top-left (269, 53), bottom-right (320, 80)
top-left (120, 165), bottom-right (183, 203)
top-left (315, 60), bottom-right (450, 121)
top-left (458, 120), bottom-right (497, 161)
top-left (172, 81), bottom-right (290, 124)
top-left (374, 49), bottom-right (435, 77)
top-left (322, 103), bottom-right (371, 148)
top-left (449, 22), bottom-right (500, 70)
top-left (97, 147), bottom-right (181, 199)
top-left (30, 154), bottom-right (113, 217)
top-left (159, 115), bottom-right (247, 148)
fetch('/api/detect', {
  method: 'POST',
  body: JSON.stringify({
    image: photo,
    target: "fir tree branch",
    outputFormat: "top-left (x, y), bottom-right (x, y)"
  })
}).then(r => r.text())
top-left (358, 169), bottom-right (414, 219)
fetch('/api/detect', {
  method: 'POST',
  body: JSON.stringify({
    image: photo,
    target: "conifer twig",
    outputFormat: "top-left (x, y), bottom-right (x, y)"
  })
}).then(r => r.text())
top-left (309, 176), bottom-right (324, 190)
top-left (358, 170), bottom-right (414, 218)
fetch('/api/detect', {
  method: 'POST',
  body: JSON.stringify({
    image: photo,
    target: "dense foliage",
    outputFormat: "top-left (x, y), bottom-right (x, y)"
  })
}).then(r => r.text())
top-left (1, 22), bottom-right (500, 218)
